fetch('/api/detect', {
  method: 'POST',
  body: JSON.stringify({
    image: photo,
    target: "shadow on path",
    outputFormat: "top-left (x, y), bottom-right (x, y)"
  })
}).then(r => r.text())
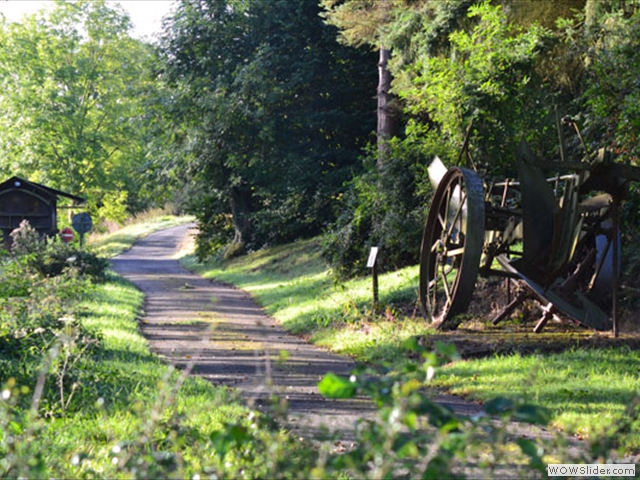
top-left (111, 225), bottom-right (603, 475)
top-left (111, 224), bottom-right (388, 440)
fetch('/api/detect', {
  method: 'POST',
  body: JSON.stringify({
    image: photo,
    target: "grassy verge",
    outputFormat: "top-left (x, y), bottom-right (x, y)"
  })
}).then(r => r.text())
top-left (88, 214), bottom-right (195, 257)
top-left (1, 272), bottom-right (311, 478)
top-left (433, 348), bottom-right (640, 448)
top-left (184, 237), bottom-right (640, 451)
top-left (182, 239), bottom-right (434, 366)
top-left (1, 217), bottom-right (319, 478)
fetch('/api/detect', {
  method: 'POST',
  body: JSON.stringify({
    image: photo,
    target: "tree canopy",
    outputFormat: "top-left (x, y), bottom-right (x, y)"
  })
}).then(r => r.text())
top-left (2, 0), bottom-right (639, 274)
top-left (0, 0), bottom-right (161, 222)
top-left (158, 0), bottom-right (376, 256)
top-left (320, 0), bottom-right (640, 276)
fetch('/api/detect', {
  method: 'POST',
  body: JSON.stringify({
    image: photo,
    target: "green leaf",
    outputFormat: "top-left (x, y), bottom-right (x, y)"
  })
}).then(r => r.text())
top-left (513, 404), bottom-right (551, 425)
top-left (516, 437), bottom-right (541, 457)
top-left (395, 438), bottom-right (420, 459)
top-left (484, 397), bottom-right (514, 415)
top-left (403, 336), bottom-right (422, 353)
top-left (317, 373), bottom-right (357, 399)
top-left (402, 411), bottom-right (418, 430)
top-left (434, 341), bottom-right (460, 362)
top-left (416, 399), bottom-right (459, 429)
top-left (228, 425), bottom-right (250, 443)
top-left (516, 438), bottom-right (545, 470)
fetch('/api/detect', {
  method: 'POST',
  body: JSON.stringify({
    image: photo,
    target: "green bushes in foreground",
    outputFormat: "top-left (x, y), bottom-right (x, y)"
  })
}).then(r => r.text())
top-left (0, 221), bottom-right (635, 478)
top-left (1, 234), bottom-right (312, 478)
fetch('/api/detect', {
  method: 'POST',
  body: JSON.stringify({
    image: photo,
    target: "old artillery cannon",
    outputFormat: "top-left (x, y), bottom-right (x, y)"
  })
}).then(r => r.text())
top-left (419, 124), bottom-right (640, 333)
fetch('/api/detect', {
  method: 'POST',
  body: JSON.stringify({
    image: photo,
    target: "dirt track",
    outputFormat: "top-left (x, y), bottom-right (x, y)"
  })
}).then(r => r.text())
top-left (110, 224), bottom-right (485, 439)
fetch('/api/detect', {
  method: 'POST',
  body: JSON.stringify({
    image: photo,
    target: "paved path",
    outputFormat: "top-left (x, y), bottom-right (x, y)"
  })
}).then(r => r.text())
top-left (110, 224), bottom-right (484, 440)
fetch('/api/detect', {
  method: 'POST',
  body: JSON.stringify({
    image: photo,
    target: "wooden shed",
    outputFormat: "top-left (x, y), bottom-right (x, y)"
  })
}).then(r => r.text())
top-left (0, 176), bottom-right (85, 244)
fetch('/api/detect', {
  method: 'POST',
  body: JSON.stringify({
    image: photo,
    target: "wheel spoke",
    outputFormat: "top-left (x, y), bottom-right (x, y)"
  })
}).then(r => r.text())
top-left (430, 273), bottom-right (438, 312)
top-left (419, 166), bottom-right (485, 329)
top-left (443, 185), bottom-right (452, 228)
top-left (446, 183), bottom-right (467, 239)
top-left (446, 246), bottom-right (465, 257)
top-left (439, 260), bottom-right (453, 302)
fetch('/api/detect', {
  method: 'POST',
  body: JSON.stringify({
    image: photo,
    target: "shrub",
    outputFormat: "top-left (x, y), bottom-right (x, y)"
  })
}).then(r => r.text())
top-left (322, 137), bottom-right (442, 279)
top-left (8, 221), bottom-right (109, 280)
top-left (9, 220), bottom-right (41, 257)
top-left (33, 241), bottom-right (109, 280)
top-left (0, 259), bottom-right (100, 416)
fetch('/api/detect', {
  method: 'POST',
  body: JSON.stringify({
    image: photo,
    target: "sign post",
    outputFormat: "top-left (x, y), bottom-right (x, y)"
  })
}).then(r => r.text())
top-left (367, 247), bottom-right (379, 310)
top-left (60, 227), bottom-right (74, 243)
top-left (72, 212), bottom-right (93, 247)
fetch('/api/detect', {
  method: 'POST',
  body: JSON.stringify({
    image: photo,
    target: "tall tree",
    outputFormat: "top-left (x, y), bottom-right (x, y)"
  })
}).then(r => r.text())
top-left (320, 0), bottom-right (401, 165)
top-left (320, 0), bottom-right (586, 276)
top-left (159, 0), bottom-right (375, 256)
top-left (0, 0), bottom-right (159, 222)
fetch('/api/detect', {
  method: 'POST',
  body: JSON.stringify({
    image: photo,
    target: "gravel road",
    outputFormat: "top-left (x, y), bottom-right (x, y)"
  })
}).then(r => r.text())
top-left (110, 224), bottom-right (485, 441)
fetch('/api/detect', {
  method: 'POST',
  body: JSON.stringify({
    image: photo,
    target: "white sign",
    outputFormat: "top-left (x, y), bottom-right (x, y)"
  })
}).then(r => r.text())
top-left (367, 247), bottom-right (379, 268)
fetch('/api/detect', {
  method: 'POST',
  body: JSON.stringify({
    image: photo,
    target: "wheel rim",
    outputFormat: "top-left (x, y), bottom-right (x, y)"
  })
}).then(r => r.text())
top-left (419, 167), bottom-right (485, 330)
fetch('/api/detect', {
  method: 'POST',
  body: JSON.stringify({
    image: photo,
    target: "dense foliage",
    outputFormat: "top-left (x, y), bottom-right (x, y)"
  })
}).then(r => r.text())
top-left (3, 0), bottom-right (640, 274)
top-left (0, 222), bottom-right (108, 416)
top-left (321, 0), bottom-right (640, 277)
top-left (158, 0), bottom-right (375, 257)
top-left (0, 1), bottom-right (169, 222)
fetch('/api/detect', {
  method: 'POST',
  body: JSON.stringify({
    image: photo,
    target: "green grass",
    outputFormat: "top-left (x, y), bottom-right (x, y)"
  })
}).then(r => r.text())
top-left (183, 239), bottom-right (434, 365)
top-left (1, 217), bottom-right (320, 477)
top-left (433, 347), bottom-right (640, 448)
top-left (88, 214), bottom-right (194, 258)
top-left (2, 274), bottom-right (252, 477)
top-left (184, 236), bottom-right (640, 451)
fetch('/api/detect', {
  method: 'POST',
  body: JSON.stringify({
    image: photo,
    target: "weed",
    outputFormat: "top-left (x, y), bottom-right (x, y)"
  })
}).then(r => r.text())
top-left (187, 235), bottom-right (640, 452)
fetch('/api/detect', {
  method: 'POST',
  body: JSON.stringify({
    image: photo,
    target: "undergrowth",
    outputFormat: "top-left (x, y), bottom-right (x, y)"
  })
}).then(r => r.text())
top-left (0, 225), bottom-right (313, 478)
top-left (1, 219), bottom-right (637, 478)
top-left (184, 235), bottom-right (640, 454)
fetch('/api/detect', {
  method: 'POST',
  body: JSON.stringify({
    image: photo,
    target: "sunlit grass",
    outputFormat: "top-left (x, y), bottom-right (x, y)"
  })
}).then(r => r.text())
top-left (184, 239), bottom-right (433, 367)
top-left (4, 272), bottom-right (251, 477)
top-left (88, 214), bottom-right (194, 258)
top-left (433, 347), bottom-right (640, 449)
top-left (183, 234), bottom-right (640, 451)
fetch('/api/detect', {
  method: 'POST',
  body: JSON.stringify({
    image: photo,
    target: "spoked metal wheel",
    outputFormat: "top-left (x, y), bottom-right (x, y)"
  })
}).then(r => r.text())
top-left (419, 167), bottom-right (485, 330)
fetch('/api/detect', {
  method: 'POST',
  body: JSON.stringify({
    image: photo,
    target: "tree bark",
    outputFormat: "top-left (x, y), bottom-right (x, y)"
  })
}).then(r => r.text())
top-left (377, 46), bottom-right (400, 167)
top-left (228, 183), bottom-right (253, 252)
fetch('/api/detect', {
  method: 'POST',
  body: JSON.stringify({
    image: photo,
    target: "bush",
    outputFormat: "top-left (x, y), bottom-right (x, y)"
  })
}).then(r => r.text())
top-left (322, 137), bottom-right (442, 279)
top-left (0, 257), bottom-right (100, 416)
top-left (9, 220), bottom-right (41, 257)
top-left (8, 221), bottom-right (109, 280)
top-left (34, 241), bottom-right (110, 280)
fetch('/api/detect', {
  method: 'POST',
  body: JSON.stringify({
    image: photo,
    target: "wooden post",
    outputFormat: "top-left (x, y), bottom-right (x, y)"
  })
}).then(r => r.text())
top-left (367, 247), bottom-right (379, 310)
top-left (612, 196), bottom-right (620, 338)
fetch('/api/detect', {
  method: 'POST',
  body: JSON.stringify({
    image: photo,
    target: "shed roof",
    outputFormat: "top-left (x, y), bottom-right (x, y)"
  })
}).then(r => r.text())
top-left (0, 176), bottom-right (86, 204)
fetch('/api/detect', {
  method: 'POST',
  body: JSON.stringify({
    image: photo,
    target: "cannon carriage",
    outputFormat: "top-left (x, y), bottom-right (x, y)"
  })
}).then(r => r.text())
top-left (419, 126), bottom-right (640, 334)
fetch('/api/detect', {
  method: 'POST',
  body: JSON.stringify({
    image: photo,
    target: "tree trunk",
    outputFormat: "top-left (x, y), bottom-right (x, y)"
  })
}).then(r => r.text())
top-left (228, 183), bottom-right (253, 253)
top-left (377, 46), bottom-right (400, 167)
